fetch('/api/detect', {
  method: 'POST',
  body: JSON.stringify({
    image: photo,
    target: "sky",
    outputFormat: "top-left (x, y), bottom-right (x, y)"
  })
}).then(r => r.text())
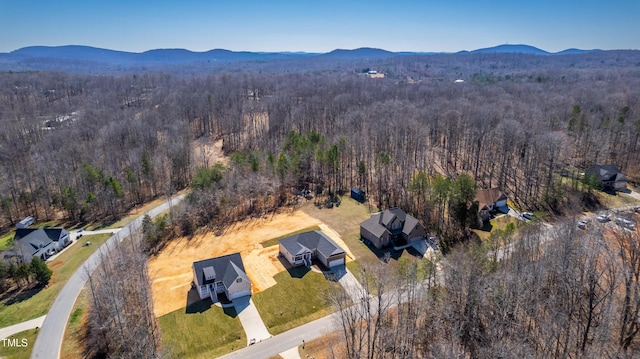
top-left (1, 0), bottom-right (639, 53)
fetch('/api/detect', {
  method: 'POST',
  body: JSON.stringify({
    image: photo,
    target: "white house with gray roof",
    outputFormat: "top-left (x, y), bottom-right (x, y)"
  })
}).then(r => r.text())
top-left (279, 230), bottom-right (346, 268)
top-left (13, 227), bottom-right (70, 262)
top-left (192, 253), bottom-right (252, 302)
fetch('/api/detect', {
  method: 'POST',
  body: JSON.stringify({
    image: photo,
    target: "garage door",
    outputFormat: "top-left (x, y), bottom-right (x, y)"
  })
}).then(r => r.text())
top-left (229, 290), bottom-right (251, 300)
top-left (328, 257), bottom-right (345, 267)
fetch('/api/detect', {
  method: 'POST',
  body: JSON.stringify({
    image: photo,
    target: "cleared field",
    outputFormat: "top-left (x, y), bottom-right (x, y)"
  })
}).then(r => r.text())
top-left (260, 225), bottom-right (321, 248)
top-left (148, 210), bottom-right (356, 317)
top-left (298, 331), bottom-right (344, 359)
top-left (301, 198), bottom-right (375, 264)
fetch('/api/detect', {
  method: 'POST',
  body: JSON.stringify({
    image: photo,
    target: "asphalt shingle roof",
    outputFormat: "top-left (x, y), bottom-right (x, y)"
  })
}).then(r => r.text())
top-left (279, 230), bottom-right (346, 258)
top-left (586, 164), bottom-right (626, 182)
top-left (474, 188), bottom-right (506, 207)
top-left (14, 228), bottom-right (65, 253)
top-left (360, 213), bottom-right (388, 238)
top-left (193, 253), bottom-right (248, 287)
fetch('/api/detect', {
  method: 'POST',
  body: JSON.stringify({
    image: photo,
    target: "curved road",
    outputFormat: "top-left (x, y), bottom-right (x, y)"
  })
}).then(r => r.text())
top-left (31, 194), bottom-right (184, 359)
top-left (28, 192), bottom-right (639, 359)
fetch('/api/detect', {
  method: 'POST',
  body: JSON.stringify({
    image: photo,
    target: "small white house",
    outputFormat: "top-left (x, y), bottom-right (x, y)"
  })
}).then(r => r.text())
top-left (192, 253), bottom-right (252, 302)
top-left (13, 227), bottom-right (69, 262)
top-left (279, 230), bottom-right (346, 268)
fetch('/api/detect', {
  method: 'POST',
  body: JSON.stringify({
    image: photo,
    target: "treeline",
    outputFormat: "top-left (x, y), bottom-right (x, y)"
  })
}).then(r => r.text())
top-left (0, 257), bottom-right (51, 292)
top-left (1, 52), bottom-right (639, 233)
top-left (328, 223), bottom-right (640, 358)
top-left (84, 233), bottom-right (162, 358)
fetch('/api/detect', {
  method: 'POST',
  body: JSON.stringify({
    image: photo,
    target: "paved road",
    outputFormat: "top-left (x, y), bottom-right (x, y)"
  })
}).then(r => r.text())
top-left (218, 312), bottom-right (338, 359)
top-left (220, 197), bottom-right (640, 359)
top-left (25, 191), bottom-right (640, 359)
top-left (0, 315), bottom-right (46, 340)
top-left (30, 194), bottom-right (185, 359)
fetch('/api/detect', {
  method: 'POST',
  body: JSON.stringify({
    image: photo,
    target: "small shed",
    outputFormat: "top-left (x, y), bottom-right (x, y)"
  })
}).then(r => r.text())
top-left (350, 187), bottom-right (365, 202)
top-left (16, 216), bottom-right (35, 229)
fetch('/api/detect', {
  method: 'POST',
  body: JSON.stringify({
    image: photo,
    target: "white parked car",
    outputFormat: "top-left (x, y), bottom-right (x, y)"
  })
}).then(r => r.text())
top-left (596, 214), bottom-right (610, 223)
top-left (522, 212), bottom-right (533, 220)
top-left (616, 217), bottom-right (635, 230)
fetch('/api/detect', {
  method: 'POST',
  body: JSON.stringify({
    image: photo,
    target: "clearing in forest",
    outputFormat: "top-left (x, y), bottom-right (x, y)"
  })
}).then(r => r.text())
top-left (147, 208), bottom-right (355, 317)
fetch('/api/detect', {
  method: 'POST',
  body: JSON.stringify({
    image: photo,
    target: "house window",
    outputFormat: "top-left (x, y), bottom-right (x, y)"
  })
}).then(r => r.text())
top-left (236, 278), bottom-right (242, 283)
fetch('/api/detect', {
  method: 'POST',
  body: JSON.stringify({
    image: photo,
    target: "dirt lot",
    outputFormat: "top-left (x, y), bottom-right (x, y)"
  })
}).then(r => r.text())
top-left (148, 209), bottom-right (355, 317)
top-left (191, 137), bottom-right (228, 168)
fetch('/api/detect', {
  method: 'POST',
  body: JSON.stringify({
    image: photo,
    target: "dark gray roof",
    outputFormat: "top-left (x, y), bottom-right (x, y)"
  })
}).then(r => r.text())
top-left (402, 215), bottom-right (420, 236)
top-left (360, 213), bottom-right (388, 238)
top-left (586, 164), bottom-right (625, 181)
top-left (280, 230), bottom-right (346, 258)
top-left (222, 261), bottom-right (251, 288)
top-left (381, 208), bottom-right (406, 227)
top-left (361, 208), bottom-right (424, 239)
top-left (193, 253), bottom-right (248, 287)
top-left (15, 228), bottom-right (68, 244)
top-left (15, 229), bottom-right (54, 253)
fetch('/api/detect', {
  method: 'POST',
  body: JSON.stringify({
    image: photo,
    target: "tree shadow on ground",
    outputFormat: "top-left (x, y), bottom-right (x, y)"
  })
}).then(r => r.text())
top-left (479, 220), bottom-right (494, 232)
top-left (2, 283), bottom-right (44, 305)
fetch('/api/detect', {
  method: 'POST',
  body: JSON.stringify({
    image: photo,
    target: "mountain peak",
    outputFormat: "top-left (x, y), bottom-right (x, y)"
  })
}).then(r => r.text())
top-left (468, 44), bottom-right (550, 55)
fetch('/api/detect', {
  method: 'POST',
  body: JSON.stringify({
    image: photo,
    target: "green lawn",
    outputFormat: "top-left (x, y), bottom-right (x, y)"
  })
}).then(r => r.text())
top-left (301, 197), bottom-right (376, 264)
top-left (0, 233), bottom-right (111, 328)
top-left (476, 214), bottom-right (521, 238)
top-left (253, 267), bottom-right (344, 335)
top-left (0, 329), bottom-right (39, 359)
top-left (0, 231), bottom-right (14, 251)
top-left (260, 225), bottom-right (322, 248)
top-left (158, 302), bottom-right (246, 358)
top-left (596, 190), bottom-right (640, 208)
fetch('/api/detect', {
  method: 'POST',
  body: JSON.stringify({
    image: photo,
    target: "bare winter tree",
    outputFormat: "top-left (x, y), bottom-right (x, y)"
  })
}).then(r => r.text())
top-left (84, 231), bottom-right (163, 358)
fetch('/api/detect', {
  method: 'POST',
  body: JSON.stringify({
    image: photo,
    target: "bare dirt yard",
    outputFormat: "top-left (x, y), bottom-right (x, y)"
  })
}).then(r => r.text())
top-left (148, 207), bottom-right (356, 317)
top-left (191, 137), bottom-right (228, 168)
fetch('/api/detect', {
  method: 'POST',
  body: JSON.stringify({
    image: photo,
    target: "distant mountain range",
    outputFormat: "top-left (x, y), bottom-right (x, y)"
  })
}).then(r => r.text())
top-left (1, 44), bottom-right (602, 62)
top-left (0, 44), bottom-right (606, 73)
top-left (460, 44), bottom-right (602, 55)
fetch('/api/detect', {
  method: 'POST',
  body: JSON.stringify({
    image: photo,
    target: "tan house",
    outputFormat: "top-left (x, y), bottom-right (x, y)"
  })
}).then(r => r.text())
top-left (475, 188), bottom-right (508, 221)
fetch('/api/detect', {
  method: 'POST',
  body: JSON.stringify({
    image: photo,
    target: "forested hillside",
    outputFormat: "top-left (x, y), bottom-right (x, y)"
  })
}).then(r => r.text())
top-left (1, 51), bottom-right (639, 234)
top-left (3, 49), bottom-right (640, 358)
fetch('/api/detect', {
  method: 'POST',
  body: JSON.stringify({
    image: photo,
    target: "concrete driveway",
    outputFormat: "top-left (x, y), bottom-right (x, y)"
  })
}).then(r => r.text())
top-left (0, 315), bottom-right (45, 340)
top-left (234, 296), bottom-right (271, 346)
top-left (331, 265), bottom-right (366, 302)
